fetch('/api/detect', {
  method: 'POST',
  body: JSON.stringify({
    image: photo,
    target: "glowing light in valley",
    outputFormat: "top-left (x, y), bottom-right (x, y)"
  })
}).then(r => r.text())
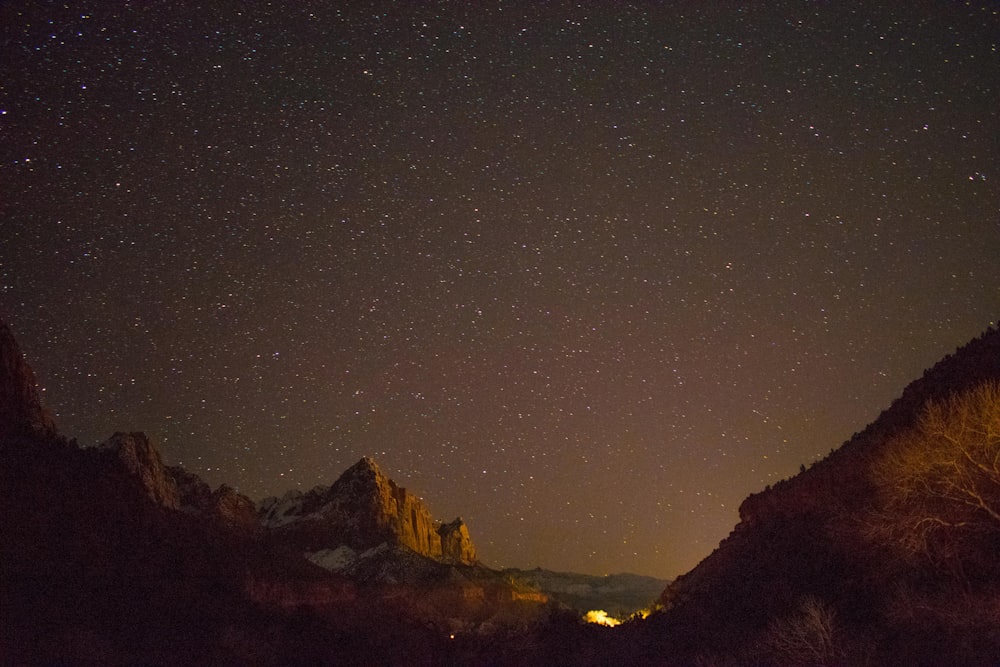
top-left (584, 610), bottom-right (621, 627)
top-left (584, 607), bottom-right (654, 626)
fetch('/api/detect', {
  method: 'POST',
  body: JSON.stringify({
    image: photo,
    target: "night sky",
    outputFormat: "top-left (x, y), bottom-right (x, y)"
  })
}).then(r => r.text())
top-left (2, 2), bottom-right (998, 579)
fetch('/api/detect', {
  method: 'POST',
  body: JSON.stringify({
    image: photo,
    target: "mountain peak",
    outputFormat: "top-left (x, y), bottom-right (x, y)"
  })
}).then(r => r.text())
top-left (0, 319), bottom-right (57, 440)
top-left (261, 458), bottom-right (478, 565)
top-left (346, 455), bottom-right (383, 477)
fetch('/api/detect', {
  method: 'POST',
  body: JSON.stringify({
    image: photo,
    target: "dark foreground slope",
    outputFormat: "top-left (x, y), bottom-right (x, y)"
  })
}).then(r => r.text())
top-left (624, 326), bottom-right (1000, 666)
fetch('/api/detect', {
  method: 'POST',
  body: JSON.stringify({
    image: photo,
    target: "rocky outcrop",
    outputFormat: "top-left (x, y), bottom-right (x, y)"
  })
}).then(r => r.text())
top-left (98, 431), bottom-right (258, 530)
top-left (0, 320), bottom-right (57, 439)
top-left (172, 466), bottom-right (259, 531)
top-left (439, 518), bottom-right (477, 564)
top-left (99, 431), bottom-right (181, 509)
top-left (212, 484), bottom-right (259, 529)
top-left (334, 456), bottom-right (443, 557)
top-left (260, 457), bottom-right (478, 565)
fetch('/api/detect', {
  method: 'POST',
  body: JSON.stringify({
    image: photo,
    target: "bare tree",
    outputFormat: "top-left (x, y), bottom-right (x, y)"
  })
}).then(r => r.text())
top-left (762, 596), bottom-right (842, 666)
top-left (867, 381), bottom-right (1000, 564)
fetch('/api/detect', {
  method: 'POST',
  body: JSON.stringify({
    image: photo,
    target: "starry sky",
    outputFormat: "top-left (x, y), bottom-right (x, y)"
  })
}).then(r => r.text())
top-left (2, 1), bottom-right (998, 579)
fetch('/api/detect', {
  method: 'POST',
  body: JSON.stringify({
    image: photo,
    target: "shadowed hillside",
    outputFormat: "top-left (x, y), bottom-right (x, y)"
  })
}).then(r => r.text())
top-left (631, 326), bottom-right (1000, 665)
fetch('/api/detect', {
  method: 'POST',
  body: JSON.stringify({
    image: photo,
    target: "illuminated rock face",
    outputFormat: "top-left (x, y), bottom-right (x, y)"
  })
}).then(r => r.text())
top-left (211, 484), bottom-right (259, 529)
top-left (336, 456), bottom-right (444, 558)
top-left (98, 431), bottom-right (258, 530)
top-left (260, 457), bottom-right (478, 565)
top-left (172, 466), bottom-right (260, 531)
top-left (0, 320), bottom-right (56, 440)
top-left (100, 431), bottom-right (182, 509)
top-left (439, 518), bottom-right (477, 564)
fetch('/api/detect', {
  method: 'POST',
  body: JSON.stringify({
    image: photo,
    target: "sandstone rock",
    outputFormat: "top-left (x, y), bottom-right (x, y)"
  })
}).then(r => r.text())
top-left (99, 432), bottom-right (181, 509)
top-left (0, 320), bottom-right (57, 439)
top-left (322, 456), bottom-right (444, 558)
top-left (212, 483), bottom-right (259, 530)
top-left (171, 465), bottom-right (214, 509)
top-left (439, 518), bottom-right (477, 564)
top-left (261, 457), bottom-right (478, 565)
top-left (97, 432), bottom-right (259, 528)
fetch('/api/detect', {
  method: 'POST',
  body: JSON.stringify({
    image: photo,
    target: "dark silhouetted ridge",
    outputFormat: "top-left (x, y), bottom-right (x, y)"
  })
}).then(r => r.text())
top-left (643, 325), bottom-right (1000, 665)
top-left (0, 320), bottom-right (56, 440)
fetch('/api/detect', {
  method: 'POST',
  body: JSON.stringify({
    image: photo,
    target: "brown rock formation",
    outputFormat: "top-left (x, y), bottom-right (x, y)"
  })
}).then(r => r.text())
top-left (99, 432), bottom-right (181, 509)
top-left (0, 320), bottom-right (57, 439)
top-left (324, 456), bottom-right (447, 558)
top-left (439, 517), bottom-right (477, 564)
top-left (172, 466), bottom-right (259, 531)
top-left (261, 457), bottom-right (479, 565)
top-left (212, 484), bottom-right (260, 529)
top-left (97, 433), bottom-right (259, 530)
top-left (352, 457), bottom-right (444, 557)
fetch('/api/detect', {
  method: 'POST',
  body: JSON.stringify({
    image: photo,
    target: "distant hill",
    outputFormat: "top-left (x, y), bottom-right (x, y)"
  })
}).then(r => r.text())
top-left (504, 568), bottom-right (668, 618)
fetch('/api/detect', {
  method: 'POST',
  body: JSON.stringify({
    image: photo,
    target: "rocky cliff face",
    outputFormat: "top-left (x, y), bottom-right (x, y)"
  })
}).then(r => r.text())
top-left (439, 518), bottom-right (477, 564)
top-left (92, 434), bottom-right (475, 561)
top-left (172, 466), bottom-right (259, 531)
top-left (98, 431), bottom-right (258, 530)
top-left (338, 456), bottom-right (444, 558)
top-left (99, 431), bottom-right (182, 509)
top-left (260, 457), bottom-right (478, 565)
top-left (0, 320), bottom-right (56, 439)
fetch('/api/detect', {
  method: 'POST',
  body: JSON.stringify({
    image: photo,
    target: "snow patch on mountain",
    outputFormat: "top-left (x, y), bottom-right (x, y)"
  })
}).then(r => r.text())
top-left (307, 545), bottom-right (358, 571)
